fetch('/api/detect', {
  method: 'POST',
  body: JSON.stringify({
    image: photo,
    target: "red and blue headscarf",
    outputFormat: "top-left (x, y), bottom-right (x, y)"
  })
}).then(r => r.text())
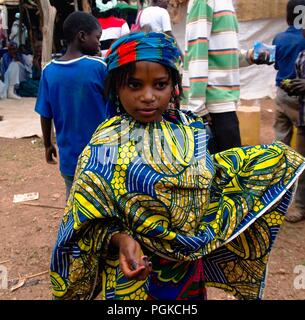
top-left (104, 32), bottom-right (182, 72)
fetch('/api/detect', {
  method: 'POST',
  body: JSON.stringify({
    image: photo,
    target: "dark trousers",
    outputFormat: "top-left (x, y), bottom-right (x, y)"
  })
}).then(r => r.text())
top-left (274, 87), bottom-right (305, 210)
top-left (208, 111), bottom-right (242, 154)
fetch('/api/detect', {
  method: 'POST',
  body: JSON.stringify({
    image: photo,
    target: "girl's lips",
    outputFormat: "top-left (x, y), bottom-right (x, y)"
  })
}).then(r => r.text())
top-left (137, 108), bottom-right (158, 116)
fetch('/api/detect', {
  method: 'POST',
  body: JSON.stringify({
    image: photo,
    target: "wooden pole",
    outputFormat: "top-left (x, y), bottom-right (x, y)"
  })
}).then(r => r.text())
top-left (74, 0), bottom-right (79, 11)
top-left (19, 0), bottom-right (24, 47)
top-left (82, 0), bottom-right (91, 12)
top-left (37, 0), bottom-right (57, 68)
top-left (24, 5), bottom-right (35, 53)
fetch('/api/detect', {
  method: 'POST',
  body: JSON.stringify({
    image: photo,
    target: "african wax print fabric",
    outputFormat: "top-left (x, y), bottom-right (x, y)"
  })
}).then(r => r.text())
top-left (50, 109), bottom-right (305, 300)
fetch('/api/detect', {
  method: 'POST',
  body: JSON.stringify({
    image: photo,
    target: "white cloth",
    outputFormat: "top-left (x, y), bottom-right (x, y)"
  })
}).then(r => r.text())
top-left (0, 79), bottom-right (6, 99)
top-left (96, 0), bottom-right (117, 12)
top-left (21, 53), bottom-right (33, 80)
top-left (0, 61), bottom-right (20, 99)
top-left (100, 22), bottom-right (130, 42)
top-left (0, 5), bottom-right (8, 30)
top-left (139, 6), bottom-right (172, 33)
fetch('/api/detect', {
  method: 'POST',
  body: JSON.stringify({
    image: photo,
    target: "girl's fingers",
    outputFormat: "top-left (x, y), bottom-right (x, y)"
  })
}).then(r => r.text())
top-left (120, 257), bottom-right (152, 281)
top-left (141, 255), bottom-right (150, 268)
top-left (125, 266), bottom-right (147, 280)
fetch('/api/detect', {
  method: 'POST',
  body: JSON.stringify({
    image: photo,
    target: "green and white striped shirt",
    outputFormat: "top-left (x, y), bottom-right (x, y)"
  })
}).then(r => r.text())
top-left (182, 0), bottom-right (242, 115)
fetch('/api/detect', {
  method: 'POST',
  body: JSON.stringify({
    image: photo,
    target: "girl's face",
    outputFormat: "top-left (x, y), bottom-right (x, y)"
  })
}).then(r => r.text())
top-left (118, 61), bottom-right (173, 123)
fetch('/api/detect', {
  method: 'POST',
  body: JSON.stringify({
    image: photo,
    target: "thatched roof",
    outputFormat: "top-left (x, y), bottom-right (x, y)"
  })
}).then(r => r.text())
top-left (169, 0), bottom-right (287, 22)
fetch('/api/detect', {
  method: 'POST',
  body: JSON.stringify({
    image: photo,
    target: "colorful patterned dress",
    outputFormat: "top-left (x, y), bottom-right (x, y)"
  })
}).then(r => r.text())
top-left (50, 109), bottom-right (305, 300)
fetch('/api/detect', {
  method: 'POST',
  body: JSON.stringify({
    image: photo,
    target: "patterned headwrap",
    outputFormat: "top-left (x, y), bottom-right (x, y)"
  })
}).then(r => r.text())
top-left (104, 32), bottom-right (182, 72)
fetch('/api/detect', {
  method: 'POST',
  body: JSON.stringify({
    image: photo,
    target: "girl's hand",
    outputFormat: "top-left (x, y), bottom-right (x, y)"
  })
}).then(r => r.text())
top-left (111, 233), bottom-right (152, 281)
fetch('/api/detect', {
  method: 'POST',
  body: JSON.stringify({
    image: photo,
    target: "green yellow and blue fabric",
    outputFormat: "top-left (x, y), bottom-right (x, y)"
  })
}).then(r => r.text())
top-left (50, 109), bottom-right (305, 300)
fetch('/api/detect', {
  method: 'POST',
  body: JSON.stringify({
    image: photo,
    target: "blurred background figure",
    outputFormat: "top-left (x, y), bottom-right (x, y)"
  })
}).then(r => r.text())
top-left (95, 0), bottom-right (130, 58)
top-left (0, 41), bottom-right (28, 99)
top-left (139, 0), bottom-right (173, 36)
top-left (9, 12), bottom-right (28, 47)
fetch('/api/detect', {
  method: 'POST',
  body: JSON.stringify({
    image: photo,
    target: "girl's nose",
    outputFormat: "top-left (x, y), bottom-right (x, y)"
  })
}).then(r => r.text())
top-left (140, 89), bottom-right (156, 102)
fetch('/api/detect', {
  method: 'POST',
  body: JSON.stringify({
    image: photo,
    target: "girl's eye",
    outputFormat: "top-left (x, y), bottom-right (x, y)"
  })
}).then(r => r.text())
top-left (156, 82), bottom-right (169, 89)
top-left (128, 81), bottom-right (141, 89)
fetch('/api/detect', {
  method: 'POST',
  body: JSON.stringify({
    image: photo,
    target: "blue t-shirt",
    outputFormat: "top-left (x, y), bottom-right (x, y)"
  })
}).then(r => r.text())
top-left (35, 56), bottom-right (110, 176)
top-left (273, 26), bottom-right (305, 87)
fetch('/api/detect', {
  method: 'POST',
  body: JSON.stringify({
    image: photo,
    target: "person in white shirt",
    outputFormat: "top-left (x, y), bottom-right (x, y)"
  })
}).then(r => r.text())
top-left (9, 13), bottom-right (28, 47)
top-left (139, 0), bottom-right (173, 36)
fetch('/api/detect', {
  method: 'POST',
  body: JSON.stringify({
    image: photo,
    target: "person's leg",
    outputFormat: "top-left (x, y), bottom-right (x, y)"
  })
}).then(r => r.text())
top-left (273, 88), bottom-right (298, 145)
top-left (274, 89), bottom-right (305, 222)
top-left (61, 174), bottom-right (74, 201)
top-left (210, 111), bottom-right (241, 153)
top-left (273, 109), bottom-right (293, 145)
top-left (5, 61), bottom-right (21, 99)
top-left (0, 79), bottom-right (7, 99)
top-left (286, 126), bottom-right (305, 222)
top-left (274, 87), bottom-right (299, 145)
top-left (206, 123), bottom-right (217, 154)
top-left (295, 126), bottom-right (305, 208)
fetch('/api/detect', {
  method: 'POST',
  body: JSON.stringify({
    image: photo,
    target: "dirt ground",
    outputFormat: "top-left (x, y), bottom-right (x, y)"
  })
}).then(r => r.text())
top-left (0, 98), bottom-right (304, 300)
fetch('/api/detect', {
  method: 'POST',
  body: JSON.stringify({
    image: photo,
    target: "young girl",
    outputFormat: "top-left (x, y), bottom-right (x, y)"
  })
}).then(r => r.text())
top-left (50, 32), bottom-right (305, 300)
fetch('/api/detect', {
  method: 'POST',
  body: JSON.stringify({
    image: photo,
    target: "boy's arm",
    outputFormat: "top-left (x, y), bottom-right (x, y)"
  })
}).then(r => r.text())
top-left (35, 68), bottom-right (57, 164)
top-left (40, 116), bottom-right (57, 164)
top-left (239, 49), bottom-right (274, 67)
top-left (272, 37), bottom-right (279, 70)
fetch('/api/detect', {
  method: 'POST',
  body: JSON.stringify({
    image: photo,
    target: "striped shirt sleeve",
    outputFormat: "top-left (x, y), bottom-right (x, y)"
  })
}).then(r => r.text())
top-left (182, 0), bottom-right (213, 116)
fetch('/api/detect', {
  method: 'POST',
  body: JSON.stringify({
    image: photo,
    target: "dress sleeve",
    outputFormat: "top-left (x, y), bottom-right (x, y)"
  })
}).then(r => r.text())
top-left (50, 144), bottom-right (130, 299)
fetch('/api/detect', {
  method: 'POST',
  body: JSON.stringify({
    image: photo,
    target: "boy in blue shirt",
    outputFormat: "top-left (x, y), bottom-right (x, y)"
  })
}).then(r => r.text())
top-left (273, 0), bottom-right (305, 145)
top-left (35, 11), bottom-right (110, 199)
top-left (273, 0), bottom-right (305, 222)
top-left (281, 50), bottom-right (305, 223)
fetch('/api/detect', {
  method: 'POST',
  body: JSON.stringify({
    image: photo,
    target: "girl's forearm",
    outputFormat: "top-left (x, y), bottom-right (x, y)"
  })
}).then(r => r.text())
top-left (110, 232), bottom-right (132, 248)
